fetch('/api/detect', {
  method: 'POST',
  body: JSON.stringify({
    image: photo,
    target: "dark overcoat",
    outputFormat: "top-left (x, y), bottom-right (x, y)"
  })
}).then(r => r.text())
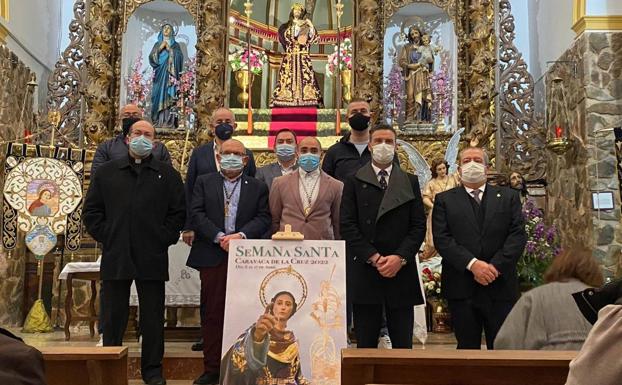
top-left (84, 155), bottom-right (186, 280)
top-left (340, 162), bottom-right (426, 307)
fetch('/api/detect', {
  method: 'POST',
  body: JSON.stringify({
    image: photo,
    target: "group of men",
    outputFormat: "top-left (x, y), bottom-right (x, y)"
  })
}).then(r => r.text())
top-left (83, 98), bottom-right (526, 385)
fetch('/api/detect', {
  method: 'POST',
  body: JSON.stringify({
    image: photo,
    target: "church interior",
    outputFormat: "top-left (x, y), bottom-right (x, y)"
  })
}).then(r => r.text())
top-left (1, 0), bottom-right (622, 384)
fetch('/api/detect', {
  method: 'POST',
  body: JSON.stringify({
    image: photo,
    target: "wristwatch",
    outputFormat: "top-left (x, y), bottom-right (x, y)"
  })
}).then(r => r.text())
top-left (400, 257), bottom-right (407, 266)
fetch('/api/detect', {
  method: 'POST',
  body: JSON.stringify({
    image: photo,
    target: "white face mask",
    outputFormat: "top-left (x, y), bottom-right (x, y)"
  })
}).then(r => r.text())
top-left (460, 161), bottom-right (487, 184)
top-left (371, 143), bottom-right (395, 165)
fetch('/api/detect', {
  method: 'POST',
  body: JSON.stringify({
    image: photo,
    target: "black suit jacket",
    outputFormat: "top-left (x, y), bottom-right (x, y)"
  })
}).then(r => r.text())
top-left (184, 140), bottom-right (256, 229)
top-left (186, 172), bottom-right (271, 269)
top-left (432, 184), bottom-right (527, 301)
top-left (84, 156), bottom-right (186, 280)
top-left (340, 163), bottom-right (426, 307)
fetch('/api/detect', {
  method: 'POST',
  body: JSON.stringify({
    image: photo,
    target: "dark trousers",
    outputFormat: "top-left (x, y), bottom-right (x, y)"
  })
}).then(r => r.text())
top-left (353, 303), bottom-right (413, 348)
top-left (199, 261), bottom-right (228, 374)
top-left (448, 298), bottom-right (514, 349)
top-left (102, 280), bottom-right (165, 381)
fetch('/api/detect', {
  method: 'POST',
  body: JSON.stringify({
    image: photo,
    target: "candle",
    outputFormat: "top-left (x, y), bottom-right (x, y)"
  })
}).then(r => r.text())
top-left (555, 126), bottom-right (563, 139)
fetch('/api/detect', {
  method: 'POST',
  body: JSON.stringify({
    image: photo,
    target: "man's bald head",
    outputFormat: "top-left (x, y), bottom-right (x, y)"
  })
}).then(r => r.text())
top-left (219, 139), bottom-right (246, 155)
top-left (121, 104), bottom-right (141, 119)
top-left (298, 136), bottom-right (322, 156)
top-left (211, 108), bottom-right (236, 127)
top-left (128, 120), bottom-right (155, 140)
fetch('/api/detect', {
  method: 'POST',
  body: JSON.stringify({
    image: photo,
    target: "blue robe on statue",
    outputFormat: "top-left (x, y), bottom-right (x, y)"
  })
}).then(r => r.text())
top-left (149, 24), bottom-right (184, 128)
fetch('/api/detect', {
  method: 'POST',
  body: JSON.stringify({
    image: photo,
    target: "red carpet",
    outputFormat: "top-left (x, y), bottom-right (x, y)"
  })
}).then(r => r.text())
top-left (269, 107), bottom-right (317, 147)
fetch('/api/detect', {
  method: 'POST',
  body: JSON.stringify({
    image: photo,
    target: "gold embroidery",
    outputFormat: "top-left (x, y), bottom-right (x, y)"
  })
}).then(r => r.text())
top-left (267, 340), bottom-right (299, 364)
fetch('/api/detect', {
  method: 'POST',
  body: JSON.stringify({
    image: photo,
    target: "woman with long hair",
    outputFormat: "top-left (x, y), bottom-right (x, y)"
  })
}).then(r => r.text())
top-left (495, 246), bottom-right (604, 350)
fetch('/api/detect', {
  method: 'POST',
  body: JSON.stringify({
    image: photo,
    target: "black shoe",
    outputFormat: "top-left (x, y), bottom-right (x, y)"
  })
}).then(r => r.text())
top-left (144, 376), bottom-right (166, 385)
top-left (191, 338), bottom-right (204, 351)
top-left (193, 372), bottom-right (219, 385)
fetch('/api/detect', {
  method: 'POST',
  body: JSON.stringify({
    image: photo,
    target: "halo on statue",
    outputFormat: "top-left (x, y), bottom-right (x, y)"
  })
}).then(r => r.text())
top-left (259, 266), bottom-right (308, 311)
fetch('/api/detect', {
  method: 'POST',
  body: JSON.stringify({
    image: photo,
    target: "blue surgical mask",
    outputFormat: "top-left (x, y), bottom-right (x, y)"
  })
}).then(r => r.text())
top-left (220, 154), bottom-right (244, 171)
top-left (275, 144), bottom-right (296, 162)
top-left (298, 153), bottom-right (320, 172)
top-left (129, 135), bottom-right (153, 157)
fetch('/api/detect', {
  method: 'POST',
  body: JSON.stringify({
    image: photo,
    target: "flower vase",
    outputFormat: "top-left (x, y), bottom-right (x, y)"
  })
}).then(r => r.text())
top-left (234, 70), bottom-right (255, 107)
top-left (341, 69), bottom-right (352, 104)
top-left (430, 299), bottom-right (452, 333)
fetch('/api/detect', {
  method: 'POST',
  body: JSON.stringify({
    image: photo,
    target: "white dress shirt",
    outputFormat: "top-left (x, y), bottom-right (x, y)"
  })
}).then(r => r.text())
top-left (298, 168), bottom-right (320, 213)
top-left (371, 163), bottom-right (393, 182)
top-left (464, 183), bottom-right (486, 270)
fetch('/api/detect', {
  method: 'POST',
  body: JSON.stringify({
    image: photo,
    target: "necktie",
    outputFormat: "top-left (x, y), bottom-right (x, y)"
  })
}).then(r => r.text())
top-left (379, 170), bottom-right (388, 190)
top-left (471, 189), bottom-right (481, 205)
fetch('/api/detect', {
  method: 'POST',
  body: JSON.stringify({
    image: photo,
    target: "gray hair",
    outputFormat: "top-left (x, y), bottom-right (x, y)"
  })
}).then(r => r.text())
top-left (459, 147), bottom-right (489, 166)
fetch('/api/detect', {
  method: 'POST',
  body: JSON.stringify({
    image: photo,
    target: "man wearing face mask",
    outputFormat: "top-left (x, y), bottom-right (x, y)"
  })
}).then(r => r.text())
top-left (256, 128), bottom-right (298, 190)
top-left (186, 139), bottom-right (270, 385)
top-left (340, 124), bottom-right (426, 349)
top-left (432, 146), bottom-right (526, 350)
top-left (269, 137), bottom-right (343, 239)
top-left (91, 104), bottom-right (172, 175)
top-left (84, 120), bottom-right (186, 385)
top-left (183, 108), bottom-right (257, 352)
top-left (322, 98), bottom-right (375, 181)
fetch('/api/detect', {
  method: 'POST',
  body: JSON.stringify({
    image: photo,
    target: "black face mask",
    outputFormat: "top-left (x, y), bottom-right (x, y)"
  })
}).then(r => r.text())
top-left (348, 113), bottom-right (371, 131)
top-left (122, 117), bottom-right (142, 137)
top-left (215, 123), bottom-right (234, 140)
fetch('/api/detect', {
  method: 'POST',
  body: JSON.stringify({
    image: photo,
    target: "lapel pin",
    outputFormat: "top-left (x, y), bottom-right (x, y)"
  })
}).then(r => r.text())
top-left (497, 193), bottom-right (501, 197)
top-left (158, 175), bottom-right (162, 179)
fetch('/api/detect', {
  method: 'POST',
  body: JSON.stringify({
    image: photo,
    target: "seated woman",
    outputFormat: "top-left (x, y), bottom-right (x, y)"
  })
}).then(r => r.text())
top-left (494, 246), bottom-right (604, 350)
top-left (221, 291), bottom-right (308, 385)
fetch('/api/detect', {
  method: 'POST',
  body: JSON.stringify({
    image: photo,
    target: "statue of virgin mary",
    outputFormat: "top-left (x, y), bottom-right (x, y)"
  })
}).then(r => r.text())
top-left (270, 3), bottom-right (323, 108)
top-left (149, 23), bottom-right (184, 128)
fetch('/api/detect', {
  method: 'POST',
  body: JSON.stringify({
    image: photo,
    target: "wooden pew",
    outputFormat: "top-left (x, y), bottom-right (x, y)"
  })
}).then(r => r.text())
top-left (342, 349), bottom-right (577, 385)
top-left (41, 346), bottom-right (128, 385)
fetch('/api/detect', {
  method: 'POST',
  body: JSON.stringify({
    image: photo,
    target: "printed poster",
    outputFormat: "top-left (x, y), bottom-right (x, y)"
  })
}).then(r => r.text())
top-left (221, 239), bottom-right (347, 385)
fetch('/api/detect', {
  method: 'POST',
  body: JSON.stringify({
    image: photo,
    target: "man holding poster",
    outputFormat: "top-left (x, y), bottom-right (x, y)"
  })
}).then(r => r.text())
top-left (340, 124), bottom-right (426, 349)
top-left (186, 139), bottom-right (271, 385)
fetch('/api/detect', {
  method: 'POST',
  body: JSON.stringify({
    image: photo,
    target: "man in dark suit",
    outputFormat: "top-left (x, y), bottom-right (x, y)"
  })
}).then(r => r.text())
top-left (433, 146), bottom-right (526, 349)
top-left (187, 139), bottom-right (271, 385)
top-left (183, 107), bottom-right (256, 246)
top-left (340, 124), bottom-right (426, 349)
top-left (84, 120), bottom-right (186, 385)
top-left (255, 128), bottom-right (298, 190)
top-left (183, 107), bottom-right (257, 351)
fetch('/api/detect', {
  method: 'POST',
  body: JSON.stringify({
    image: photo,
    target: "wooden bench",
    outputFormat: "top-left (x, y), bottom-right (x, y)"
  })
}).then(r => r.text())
top-left (41, 346), bottom-right (128, 385)
top-left (342, 349), bottom-right (577, 385)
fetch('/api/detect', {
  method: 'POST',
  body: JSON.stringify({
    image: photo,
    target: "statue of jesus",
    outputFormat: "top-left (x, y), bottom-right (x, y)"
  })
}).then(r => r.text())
top-left (270, 3), bottom-right (324, 108)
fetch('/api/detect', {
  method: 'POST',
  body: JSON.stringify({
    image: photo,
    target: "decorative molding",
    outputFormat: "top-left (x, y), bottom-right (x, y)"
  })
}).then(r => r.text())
top-left (83, 0), bottom-right (115, 145)
top-left (383, 0), bottom-right (456, 27)
top-left (0, 0), bottom-right (8, 21)
top-left (46, 0), bottom-right (87, 147)
top-left (573, 16), bottom-right (622, 35)
top-left (0, 22), bottom-right (7, 44)
top-left (353, 0), bottom-right (383, 115)
top-left (573, 0), bottom-right (586, 25)
top-left (497, 0), bottom-right (546, 180)
top-left (121, 0), bottom-right (200, 32)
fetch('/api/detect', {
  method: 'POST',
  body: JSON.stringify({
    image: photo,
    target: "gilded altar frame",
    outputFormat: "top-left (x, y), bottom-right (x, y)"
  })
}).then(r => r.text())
top-left (50, 0), bottom-right (542, 177)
